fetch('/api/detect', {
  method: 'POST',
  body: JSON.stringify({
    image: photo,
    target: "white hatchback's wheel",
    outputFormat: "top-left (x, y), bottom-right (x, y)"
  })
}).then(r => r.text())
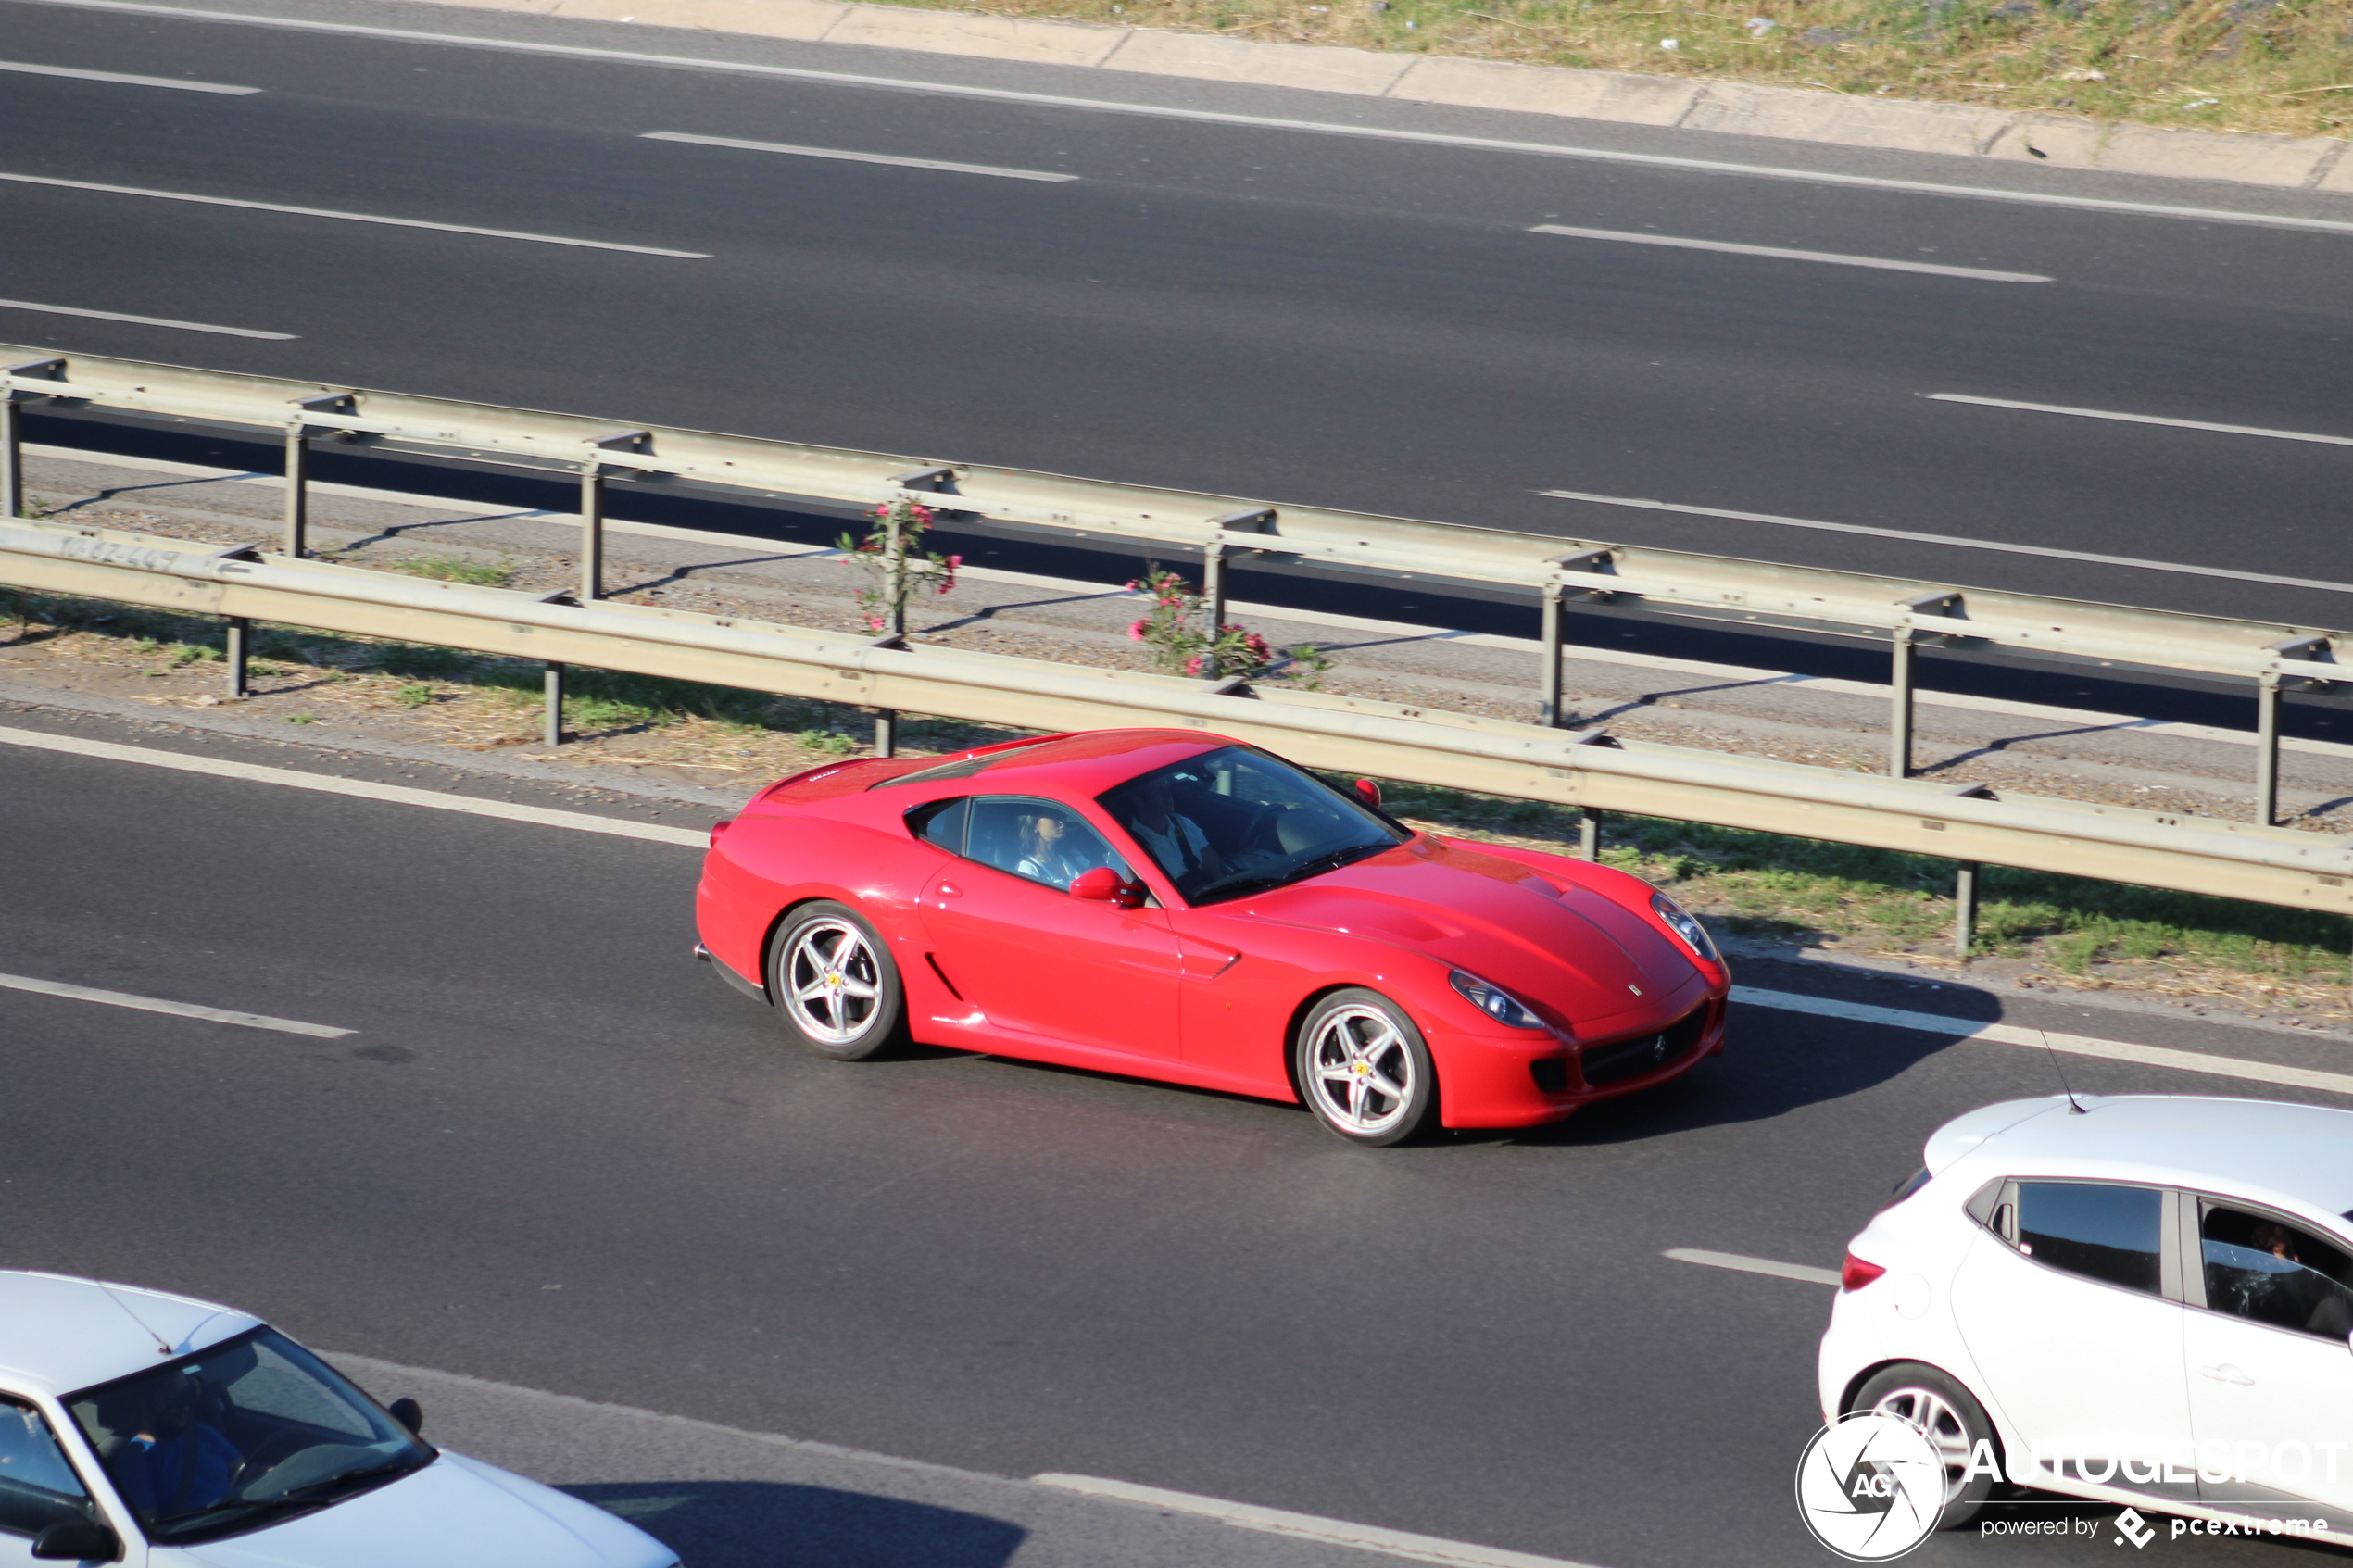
top-left (1295, 988), bottom-right (1436, 1147)
top-left (1855, 1362), bottom-right (2000, 1528)
top-left (769, 902), bottom-right (905, 1060)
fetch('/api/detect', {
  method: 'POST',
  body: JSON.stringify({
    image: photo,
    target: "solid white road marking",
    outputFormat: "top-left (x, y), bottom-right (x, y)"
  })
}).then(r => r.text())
top-left (1033, 1475), bottom-right (1605, 1568)
top-left (1734, 985), bottom-right (2353, 1098)
top-left (1929, 392), bottom-right (2353, 448)
top-left (1529, 225), bottom-right (2050, 283)
top-left (1663, 1248), bottom-right (1841, 1286)
top-left (1540, 488), bottom-right (2353, 597)
top-left (0, 172), bottom-right (711, 257)
top-left (0, 725), bottom-right (710, 847)
top-left (0, 972), bottom-right (352, 1036)
top-left (643, 130), bottom-right (1076, 182)
top-left (0, 297), bottom-right (295, 339)
top-left (20, 0), bottom-right (2353, 238)
top-left (0, 59), bottom-right (259, 93)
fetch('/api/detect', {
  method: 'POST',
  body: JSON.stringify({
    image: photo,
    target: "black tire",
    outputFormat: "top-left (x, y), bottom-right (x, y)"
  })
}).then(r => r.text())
top-left (767, 902), bottom-right (907, 1061)
top-left (1853, 1362), bottom-right (2002, 1529)
top-left (1293, 988), bottom-right (1438, 1147)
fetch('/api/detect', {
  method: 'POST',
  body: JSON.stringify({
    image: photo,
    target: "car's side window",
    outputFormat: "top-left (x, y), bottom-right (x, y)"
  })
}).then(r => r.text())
top-left (907, 797), bottom-right (969, 853)
top-left (2199, 1202), bottom-right (2353, 1340)
top-left (2015, 1181), bottom-right (2164, 1296)
top-left (965, 797), bottom-right (1125, 892)
top-left (0, 1398), bottom-right (97, 1537)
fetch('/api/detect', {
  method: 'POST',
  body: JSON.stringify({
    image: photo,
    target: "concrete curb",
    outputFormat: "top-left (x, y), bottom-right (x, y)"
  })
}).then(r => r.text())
top-left (403, 0), bottom-right (2353, 192)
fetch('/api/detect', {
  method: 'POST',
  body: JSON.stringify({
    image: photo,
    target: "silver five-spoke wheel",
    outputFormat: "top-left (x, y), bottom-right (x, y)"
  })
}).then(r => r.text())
top-left (1854, 1362), bottom-right (2000, 1528)
top-left (770, 901), bottom-right (905, 1060)
top-left (1295, 988), bottom-right (1436, 1146)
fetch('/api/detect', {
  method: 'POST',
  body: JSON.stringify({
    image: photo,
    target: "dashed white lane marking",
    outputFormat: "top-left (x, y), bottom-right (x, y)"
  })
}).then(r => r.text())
top-left (1529, 225), bottom-right (2050, 283)
top-left (0, 297), bottom-right (295, 338)
top-left (1663, 1248), bottom-right (1841, 1286)
top-left (1033, 1475), bottom-right (1606, 1568)
top-left (0, 172), bottom-right (711, 257)
top-left (0, 725), bottom-right (710, 848)
top-left (1929, 392), bottom-right (2353, 448)
top-left (642, 130), bottom-right (1077, 182)
top-left (1735, 985), bottom-right (2353, 1098)
top-left (0, 59), bottom-right (259, 92)
top-left (21, 0), bottom-right (2353, 237)
top-left (0, 972), bottom-right (352, 1036)
top-left (1539, 487), bottom-right (2353, 597)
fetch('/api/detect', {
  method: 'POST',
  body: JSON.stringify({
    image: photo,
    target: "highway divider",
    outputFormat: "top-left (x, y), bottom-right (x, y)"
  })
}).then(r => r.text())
top-left (6, 516), bottom-right (2350, 948)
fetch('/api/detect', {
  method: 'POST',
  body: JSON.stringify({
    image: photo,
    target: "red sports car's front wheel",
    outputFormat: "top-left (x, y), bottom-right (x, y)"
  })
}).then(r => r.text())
top-left (1296, 989), bottom-right (1437, 1147)
top-left (769, 902), bottom-right (907, 1061)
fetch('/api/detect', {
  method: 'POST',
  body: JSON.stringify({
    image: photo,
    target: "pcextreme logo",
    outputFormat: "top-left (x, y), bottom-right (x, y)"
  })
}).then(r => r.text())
top-left (1794, 1412), bottom-right (1944, 1562)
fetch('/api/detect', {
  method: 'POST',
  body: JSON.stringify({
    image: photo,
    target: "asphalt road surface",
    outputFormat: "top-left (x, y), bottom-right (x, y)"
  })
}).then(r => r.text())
top-left (2, 0), bottom-right (2351, 639)
top-left (6, 701), bottom-right (2351, 1566)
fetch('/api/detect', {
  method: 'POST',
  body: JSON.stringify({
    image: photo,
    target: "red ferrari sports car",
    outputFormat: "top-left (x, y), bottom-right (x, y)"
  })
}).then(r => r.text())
top-left (695, 729), bottom-right (1728, 1145)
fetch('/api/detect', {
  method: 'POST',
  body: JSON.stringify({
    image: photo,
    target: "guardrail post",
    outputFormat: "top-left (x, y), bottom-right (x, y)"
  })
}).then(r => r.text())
top-left (544, 662), bottom-right (565, 746)
top-left (2, 358), bottom-right (67, 520)
top-left (1540, 581), bottom-right (1566, 727)
top-left (283, 394), bottom-right (357, 558)
top-left (224, 617), bottom-right (251, 697)
top-left (1955, 861), bottom-right (1979, 958)
top-left (580, 432), bottom-right (651, 602)
top-left (1202, 509), bottom-right (1274, 679)
top-left (2255, 638), bottom-right (2330, 826)
top-left (1579, 810), bottom-right (1603, 860)
top-left (864, 632), bottom-right (907, 757)
top-left (1889, 592), bottom-right (1961, 779)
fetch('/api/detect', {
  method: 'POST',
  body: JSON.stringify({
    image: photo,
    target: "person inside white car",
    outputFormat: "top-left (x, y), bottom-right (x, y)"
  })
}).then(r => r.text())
top-left (100, 1369), bottom-right (239, 1520)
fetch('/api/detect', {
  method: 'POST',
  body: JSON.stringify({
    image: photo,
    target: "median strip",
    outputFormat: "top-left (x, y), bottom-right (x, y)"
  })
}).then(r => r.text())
top-left (1529, 225), bottom-right (2051, 283)
top-left (0, 725), bottom-right (710, 848)
top-left (1734, 985), bottom-right (2353, 1097)
top-left (0, 972), bottom-right (351, 1036)
top-left (0, 173), bottom-right (711, 257)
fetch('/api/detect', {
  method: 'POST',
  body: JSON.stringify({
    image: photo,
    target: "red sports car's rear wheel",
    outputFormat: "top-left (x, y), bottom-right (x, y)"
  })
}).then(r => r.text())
top-left (1296, 988), bottom-right (1436, 1147)
top-left (770, 902), bottom-right (907, 1061)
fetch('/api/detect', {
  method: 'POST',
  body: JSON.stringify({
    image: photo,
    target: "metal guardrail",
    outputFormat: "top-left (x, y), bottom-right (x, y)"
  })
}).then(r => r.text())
top-left (5, 517), bottom-right (2351, 954)
top-left (1, 345), bottom-right (2343, 826)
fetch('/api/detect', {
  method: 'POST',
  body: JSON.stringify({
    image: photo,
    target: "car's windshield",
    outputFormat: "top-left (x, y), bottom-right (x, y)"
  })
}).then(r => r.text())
top-left (1098, 746), bottom-right (1406, 905)
top-left (69, 1327), bottom-right (431, 1545)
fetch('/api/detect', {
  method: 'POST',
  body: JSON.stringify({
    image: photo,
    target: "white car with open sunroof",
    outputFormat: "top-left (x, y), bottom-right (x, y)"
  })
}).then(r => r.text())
top-left (0, 1270), bottom-right (676, 1568)
top-left (1819, 1093), bottom-right (2353, 1544)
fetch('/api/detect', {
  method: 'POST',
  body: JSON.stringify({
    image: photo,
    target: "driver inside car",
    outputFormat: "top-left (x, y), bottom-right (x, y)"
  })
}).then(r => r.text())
top-left (101, 1368), bottom-right (240, 1519)
top-left (1116, 771), bottom-right (1227, 886)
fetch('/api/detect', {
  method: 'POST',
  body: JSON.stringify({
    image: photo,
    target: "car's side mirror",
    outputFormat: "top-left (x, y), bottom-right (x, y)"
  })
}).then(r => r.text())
top-left (389, 1397), bottom-right (423, 1436)
top-left (33, 1522), bottom-right (121, 1562)
top-left (1353, 779), bottom-right (1382, 808)
top-left (1070, 868), bottom-right (1143, 908)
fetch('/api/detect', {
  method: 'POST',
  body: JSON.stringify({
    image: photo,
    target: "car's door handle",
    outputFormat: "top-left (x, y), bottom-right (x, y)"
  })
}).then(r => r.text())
top-left (2195, 1364), bottom-right (2254, 1386)
top-left (937, 882), bottom-right (962, 899)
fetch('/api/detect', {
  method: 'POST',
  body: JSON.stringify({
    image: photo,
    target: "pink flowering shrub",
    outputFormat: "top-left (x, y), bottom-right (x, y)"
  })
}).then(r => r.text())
top-left (1123, 567), bottom-right (1290, 681)
top-left (837, 498), bottom-right (959, 633)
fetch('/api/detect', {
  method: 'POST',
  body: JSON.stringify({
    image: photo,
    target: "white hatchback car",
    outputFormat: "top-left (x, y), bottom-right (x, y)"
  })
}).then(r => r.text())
top-left (1820, 1094), bottom-right (2353, 1542)
top-left (0, 1271), bottom-right (677, 1568)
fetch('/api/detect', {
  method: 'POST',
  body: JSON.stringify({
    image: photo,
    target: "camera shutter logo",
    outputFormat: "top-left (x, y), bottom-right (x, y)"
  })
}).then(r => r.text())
top-left (1794, 1411), bottom-right (1945, 1561)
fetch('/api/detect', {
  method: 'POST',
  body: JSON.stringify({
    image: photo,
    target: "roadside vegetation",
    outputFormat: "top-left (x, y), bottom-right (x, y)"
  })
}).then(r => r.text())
top-left (7, 583), bottom-right (2347, 1016)
top-left (890, 0), bottom-right (2353, 138)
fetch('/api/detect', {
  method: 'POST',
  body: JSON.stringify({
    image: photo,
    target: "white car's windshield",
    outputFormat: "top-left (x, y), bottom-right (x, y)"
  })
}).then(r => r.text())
top-left (1099, 746), bottom-right (1406, 905)
top-left (69, 1327), bottom-right (430, 1545)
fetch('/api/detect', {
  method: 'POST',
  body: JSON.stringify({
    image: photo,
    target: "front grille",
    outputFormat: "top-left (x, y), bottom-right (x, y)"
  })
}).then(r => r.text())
top-left (1579, 1004), bottom-right (1709, 1087)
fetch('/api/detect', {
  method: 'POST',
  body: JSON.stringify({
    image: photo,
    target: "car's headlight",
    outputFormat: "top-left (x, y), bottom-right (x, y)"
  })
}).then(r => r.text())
top-left (1651, 891), bottom-right (1718, 961)
top-left (1450, 970), bottom-right (1546, 1029)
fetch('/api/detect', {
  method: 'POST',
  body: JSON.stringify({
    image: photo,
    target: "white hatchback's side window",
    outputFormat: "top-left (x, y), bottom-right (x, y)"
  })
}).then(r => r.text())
top-left (2014, 1181), bottom-right (2164, 1296)
top-left (0, 1399), bottom-right (97, 1538)
top-left (2200, 1203), bottom-right (2353, 1340)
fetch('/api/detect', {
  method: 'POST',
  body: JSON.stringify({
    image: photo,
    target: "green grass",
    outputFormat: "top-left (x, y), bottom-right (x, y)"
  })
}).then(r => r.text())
top-left (382, 555), bottom-right (515, 589)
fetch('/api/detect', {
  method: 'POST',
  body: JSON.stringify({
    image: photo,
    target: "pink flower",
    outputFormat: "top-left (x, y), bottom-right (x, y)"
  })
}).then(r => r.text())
top-left (1128, 620), bottom-right (1149, 641)
top-left (1183, 655), bottom-right (1203, 676)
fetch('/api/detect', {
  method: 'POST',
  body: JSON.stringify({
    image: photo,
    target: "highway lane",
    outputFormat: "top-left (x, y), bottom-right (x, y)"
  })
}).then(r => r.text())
top-left (1, 0), bottom-right (2351, 636)
top-left (6, 704), bottom-right (2353, 1566)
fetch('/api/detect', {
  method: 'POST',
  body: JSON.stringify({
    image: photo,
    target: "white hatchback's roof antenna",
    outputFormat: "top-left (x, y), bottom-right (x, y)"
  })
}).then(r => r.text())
top-left (2040, 1030), bottom-right (2088, 1114)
